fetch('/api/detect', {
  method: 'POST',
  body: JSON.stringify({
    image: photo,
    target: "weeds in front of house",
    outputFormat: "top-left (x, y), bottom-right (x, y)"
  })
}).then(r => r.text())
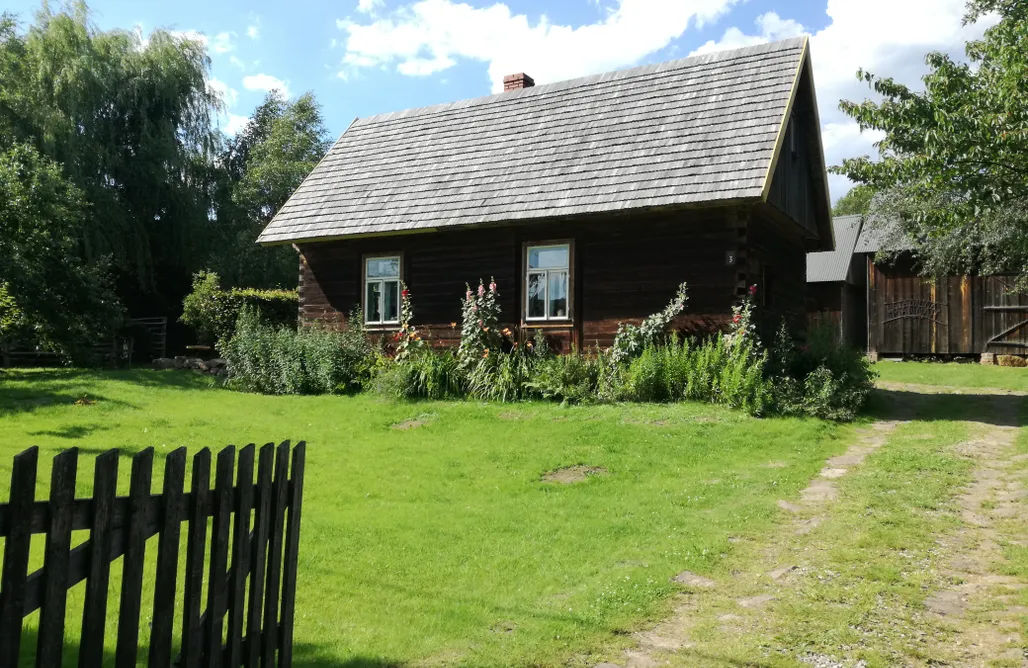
top-left (215, 279), bottom-right (874, 420)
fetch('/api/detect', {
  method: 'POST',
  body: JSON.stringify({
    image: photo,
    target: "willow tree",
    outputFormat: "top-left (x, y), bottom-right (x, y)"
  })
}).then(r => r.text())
top-left (834, 0), bottom-right (1028, 281)
top-left (0, 3), bottom-right (221, 291)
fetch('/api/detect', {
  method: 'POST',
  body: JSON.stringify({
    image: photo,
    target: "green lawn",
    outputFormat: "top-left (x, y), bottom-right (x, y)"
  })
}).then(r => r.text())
top-left (0, 369), bottom-right (847, 667)
top-left (874, 359), bottom-right (1028, 391)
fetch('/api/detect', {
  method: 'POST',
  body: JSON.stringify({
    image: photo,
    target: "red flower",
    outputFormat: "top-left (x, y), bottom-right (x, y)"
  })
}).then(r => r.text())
top-left (401, 288), bottom-right (409, 298)
top-left (733, 314), bottom-right (741, 324)
top-left (749, 284), bottom-right (758, 296)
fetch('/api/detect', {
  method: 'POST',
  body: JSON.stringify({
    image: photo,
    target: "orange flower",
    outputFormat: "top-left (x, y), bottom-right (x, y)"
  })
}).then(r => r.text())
top-left (483, 348), bottom-right (490, 358)
top-left (450, 321), bottom-right (457, 328)
top-left (483, 327), bottom-right (490, 332)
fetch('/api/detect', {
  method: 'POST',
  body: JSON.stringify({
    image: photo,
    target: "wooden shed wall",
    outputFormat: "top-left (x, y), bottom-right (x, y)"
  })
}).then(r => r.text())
top-left (868, 258), bottom-right (1028, 355)
top-left (297, 206), bottom-right (803, 350)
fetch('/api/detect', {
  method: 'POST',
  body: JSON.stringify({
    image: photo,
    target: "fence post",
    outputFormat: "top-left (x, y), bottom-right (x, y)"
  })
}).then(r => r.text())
top-left (205, 446), bottom-right (236, 667)
top-left (79, 450), bottom-right (119, 668)
top-left (226, 444), bottom-right (256, 667)
top-left (262, 441), bottom-right (291, 666)
top-left (0, 446), bottom-right (39, 665)
top-left (115, 448), bottom-right (154, 668)
top-left (247, 443), bottom-right (275, 667)
top-left (278, 442), bottom-right (306, 668)
top-left (149, 448), bottom-right (187, 668)
top-left (36, 448), bottom-right (79, 668)
top-left (181, 449), bottom-right (212, 667)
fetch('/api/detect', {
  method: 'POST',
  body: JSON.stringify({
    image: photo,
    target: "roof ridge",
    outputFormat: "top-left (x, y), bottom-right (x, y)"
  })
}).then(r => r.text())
top-left (352, 37), bottom-right (808, 128)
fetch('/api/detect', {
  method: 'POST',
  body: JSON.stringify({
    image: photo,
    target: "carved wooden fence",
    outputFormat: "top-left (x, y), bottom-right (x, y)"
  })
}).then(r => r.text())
top-left (0, 440), bottom-right (306, 667)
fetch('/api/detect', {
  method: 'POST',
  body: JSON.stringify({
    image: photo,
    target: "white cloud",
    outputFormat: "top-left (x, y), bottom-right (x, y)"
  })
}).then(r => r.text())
top-left (247, 25), bottom-right (260, 39)
top-left (211, 31), bottom-right (236, 54)
top-left (230, 55), bottom-right (246, 69)
top-left (357, 0), bottom-right (385, 14)
top-left (242, 73), bottom-right (291, 98)
top-left (170, 30), bottom-right (208, 47)
top-left (223, 113), bottom-right (251, 136)
top-left (208, 78), bottom-right (239, 107)
top-left (336, 0), bottom-right (741, 91)
top-left (691, 0), bottom-right (996, 200)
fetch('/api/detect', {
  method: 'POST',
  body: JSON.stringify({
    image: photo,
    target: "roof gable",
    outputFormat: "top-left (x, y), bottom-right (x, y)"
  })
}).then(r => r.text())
top-left (259, 38), bottom-right (815, 245)
top-left (807, 215), bottom-right (863, 283)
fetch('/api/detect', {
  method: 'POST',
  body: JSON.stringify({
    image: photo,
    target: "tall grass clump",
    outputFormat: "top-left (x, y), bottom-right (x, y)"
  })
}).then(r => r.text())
top-left (221, 307), bottom-right (376, 395)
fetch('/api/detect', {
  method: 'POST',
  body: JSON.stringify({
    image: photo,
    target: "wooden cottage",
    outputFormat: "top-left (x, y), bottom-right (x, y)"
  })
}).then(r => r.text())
top-left (258, 38), bottom-right (833, 348)
top-left (806, 215), bottom-right (1028, 357)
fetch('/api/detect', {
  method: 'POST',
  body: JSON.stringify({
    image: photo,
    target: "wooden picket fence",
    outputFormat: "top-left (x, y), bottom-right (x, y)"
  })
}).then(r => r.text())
top-left (0, 440), bottom-right (306, 667)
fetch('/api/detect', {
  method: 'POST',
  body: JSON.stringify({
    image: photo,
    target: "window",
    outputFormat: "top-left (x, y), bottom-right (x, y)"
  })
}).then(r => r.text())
top-left (525, 243), bottom-right (571, 321)
top-left (364, 255), bottom-right (401, 325)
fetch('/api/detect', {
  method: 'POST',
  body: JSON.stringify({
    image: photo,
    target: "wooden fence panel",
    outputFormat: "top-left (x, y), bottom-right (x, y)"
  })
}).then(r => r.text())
top-left (0, 440), bottom-right (306, 668)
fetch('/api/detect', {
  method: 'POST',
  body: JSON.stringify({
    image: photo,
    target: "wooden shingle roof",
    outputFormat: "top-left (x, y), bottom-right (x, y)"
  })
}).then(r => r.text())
top-left (259, 37), bottom-right (813, 245)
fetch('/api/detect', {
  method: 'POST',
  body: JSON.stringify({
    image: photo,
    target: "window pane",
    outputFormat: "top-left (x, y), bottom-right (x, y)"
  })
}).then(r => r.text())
top-left (528, 245), bottom-right (568, 269)
top-left (383, 280), bottom-right (399, 322)
top-left (366, 281), bottom-right (381, 323)
top-left (548, 271), bottom-right (568, 319)
top-left (366, 257), bottom-right (400, 279)
top-left (527, 272), bottom-right (546, 319)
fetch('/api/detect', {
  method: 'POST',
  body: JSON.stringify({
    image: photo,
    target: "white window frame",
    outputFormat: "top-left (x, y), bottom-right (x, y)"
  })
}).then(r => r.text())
top-left (524, 242), bottom-right (572, 322)
top-left (363, 254), bottom-right (402, 326)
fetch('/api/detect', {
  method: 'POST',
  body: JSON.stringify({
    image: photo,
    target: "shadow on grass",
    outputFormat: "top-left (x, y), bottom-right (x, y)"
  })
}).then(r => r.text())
top-left (293, 643), bottom-right (406, 668)
top-left (866, 388), bottom-right (1028, 427)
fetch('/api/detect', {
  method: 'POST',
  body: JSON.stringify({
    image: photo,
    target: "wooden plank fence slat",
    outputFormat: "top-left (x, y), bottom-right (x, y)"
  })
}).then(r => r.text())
top-left (226, 444), bottom-right (256, 667)
top-left (0, 446), bottom-right (39, 665)
top-left (262, 441), bottom-right (291, 666)
top-left (181, 448), bottom-right (212, 668)
top-left (36, 448), bottom-right (79, 668)
top-left (116, 448), bottom-right (155, 668)
top-left (79, 450), bottom-right (119, 668)
top-left (279, 441), bottom-right (307, 668)
top-left (149, 448), bottom-right (187, 668)
top-left (247, 443), bottom-right (275, 668)
top-left (205, 446), bottom-right (236, 668)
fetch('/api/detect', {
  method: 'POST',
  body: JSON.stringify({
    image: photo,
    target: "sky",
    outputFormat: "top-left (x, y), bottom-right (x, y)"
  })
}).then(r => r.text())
top-left (7, 0), bottom-right (994, 201)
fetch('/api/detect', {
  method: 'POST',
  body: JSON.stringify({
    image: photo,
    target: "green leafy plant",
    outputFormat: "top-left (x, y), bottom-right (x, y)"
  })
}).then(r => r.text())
top-left (607, 283), bottom-right (689, 368)
top-left (528, 350), bottom-right (600, 405)
top-left (394, 282), bottom-right (426, 362)
top-left (181, 271), bottom-right (298, 344)
top-left (457, 278), bottom-right (503, 370)
top-left (374, 348), bottom-right (465, 400)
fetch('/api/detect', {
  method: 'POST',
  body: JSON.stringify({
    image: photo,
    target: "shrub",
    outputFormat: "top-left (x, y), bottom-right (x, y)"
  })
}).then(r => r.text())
top-left (457, 278), bottom-right (503, 370)
top-left (770, 322), bottom-right (876, 420)
top-left (528, 351), bottom-right (600, 404)
top-left (607, 283), bottom-right (688, 368)
top-left (220, 307), bottom-right (375, 395)
top-left (467, 345), bottom-right (536, 402)
top-left (181, 271), bottom-right (298, 344)
top-left (375, 348), bottom-right (465, 400)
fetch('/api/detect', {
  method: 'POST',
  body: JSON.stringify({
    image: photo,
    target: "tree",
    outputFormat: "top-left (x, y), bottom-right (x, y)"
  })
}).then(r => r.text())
top-left (833, 0), bottom-right (1028, 281)
top-left (832, 184), bottom-right (874, 216)
top-left (0, 3), bottom-right (220, 291)
top-left (206, 92), bottom-right (330, 288)
top-left (0, 144), bottom-right (121, 360)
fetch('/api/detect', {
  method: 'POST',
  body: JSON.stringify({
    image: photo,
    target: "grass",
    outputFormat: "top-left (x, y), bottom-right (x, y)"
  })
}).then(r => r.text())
top-left (0, 368), bottom-right (846, 667)
top-left (873, 358), bottom-right (1028, 391)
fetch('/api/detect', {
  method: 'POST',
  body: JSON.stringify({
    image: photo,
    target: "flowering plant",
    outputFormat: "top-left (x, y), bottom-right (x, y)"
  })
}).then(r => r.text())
top-left (607, 282), bottom-right (688, 368)
top-left (726, 284), bottom-right (759, 349)
top-left (394, 282), bottom-right (425, 361)
top-left (457, 278), bottom-right (503, 369)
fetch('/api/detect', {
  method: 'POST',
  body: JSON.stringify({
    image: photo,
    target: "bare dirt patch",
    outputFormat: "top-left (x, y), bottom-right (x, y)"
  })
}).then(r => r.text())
top-left (391, 413), bottom-right (436, 430)
top-left (541, 465), bottom-right (607, 484)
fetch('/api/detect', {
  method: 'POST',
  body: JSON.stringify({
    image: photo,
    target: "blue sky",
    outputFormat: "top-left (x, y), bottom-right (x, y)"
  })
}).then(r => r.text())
top-left (6, 0), bottom-right (989, 199)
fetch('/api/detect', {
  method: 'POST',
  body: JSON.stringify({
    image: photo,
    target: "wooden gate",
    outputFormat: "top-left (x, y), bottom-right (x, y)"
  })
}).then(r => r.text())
top-left (0, 440), bottom-right (306, 667)
top-left (868, 258), bottom-right (1028, 355)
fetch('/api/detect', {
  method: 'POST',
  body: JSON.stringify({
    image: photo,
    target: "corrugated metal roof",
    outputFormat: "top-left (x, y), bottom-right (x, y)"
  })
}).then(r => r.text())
top-left (807, 215), bottom-right (863, 283)
top-left (258, 38), bottom-right (811, 245)
top-left (853, 216), bottom-right (916, 253)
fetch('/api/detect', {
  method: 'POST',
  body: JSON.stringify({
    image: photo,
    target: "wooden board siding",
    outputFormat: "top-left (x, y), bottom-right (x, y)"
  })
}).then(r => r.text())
top-left (748, 212), bottom-right (808, 337)
top-left (867, 257), bottom-right (1028, 355)
top-left (297, 206), bottom-right (780, 350)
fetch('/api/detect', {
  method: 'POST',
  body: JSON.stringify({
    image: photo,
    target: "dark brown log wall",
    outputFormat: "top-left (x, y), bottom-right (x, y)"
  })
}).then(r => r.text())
top-left (297, 205), bottom-right (805, 349)
top-left (766, 67), bottom-right (820, 241)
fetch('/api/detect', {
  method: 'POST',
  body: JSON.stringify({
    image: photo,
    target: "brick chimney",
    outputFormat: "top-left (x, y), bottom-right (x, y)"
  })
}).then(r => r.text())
top-left (503, 72), bottom-right (535, 91)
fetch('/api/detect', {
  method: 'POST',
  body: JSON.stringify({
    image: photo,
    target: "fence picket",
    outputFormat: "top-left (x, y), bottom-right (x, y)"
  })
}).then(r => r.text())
top-left (247, 443), bottom-right (275, 668)
top-left (227, 444), bottom-right (255, 667)
top-left (181, 448), bottom-right (212, 667)
top-left (116, 448), bottom-right (155, 668)
top-left (79, 450), bottom-right (119, 668)
top-left (262, 441), bottom-right (291, 666)
top-left (149, 448), bottom-right (187, 668)
top-left (279, 442), bottom-right (307, 668)
top-left (205, 446), bottom-right (236, 668)
top-left (36, 448), bottom-right (79, 668)
top-left (0, 446), bottom-right (39, 666)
